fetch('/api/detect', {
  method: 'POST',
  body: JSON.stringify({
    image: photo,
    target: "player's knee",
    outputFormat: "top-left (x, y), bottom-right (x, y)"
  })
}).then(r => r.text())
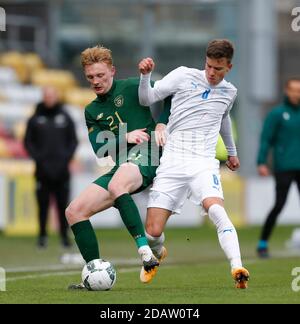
top-left (203, 197), bottom-right (224, 211)
top-left (65, 202), bottom-right (86, 225)
top-left (107, 181), bottom-right (125, 199)
top-left (65, 203), bottom-right (76, 224)
top-left (145, 223), bottom-right (163, 237)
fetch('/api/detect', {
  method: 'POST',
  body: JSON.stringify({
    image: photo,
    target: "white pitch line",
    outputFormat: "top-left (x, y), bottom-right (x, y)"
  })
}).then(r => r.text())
top-left (6, 264), bottom-right (81, 273)
top-left (6, 270), bottom-right (81, 282)
top-left (6, 266), bottom-right (143, 282)
top-left (6, 258), bottom-right (141, 273)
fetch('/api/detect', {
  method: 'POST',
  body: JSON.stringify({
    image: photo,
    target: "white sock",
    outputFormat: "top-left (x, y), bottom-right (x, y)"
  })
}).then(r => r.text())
top-left (138, 245), bottom-right (153, 262)
top-left (145, 232), bottom-right (165, 258)
top-left (208, 204), bottom-right (242, 270)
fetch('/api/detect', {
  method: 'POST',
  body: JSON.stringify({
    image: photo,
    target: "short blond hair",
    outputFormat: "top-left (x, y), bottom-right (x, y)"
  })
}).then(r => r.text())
top-left (81, 45), bottom-right (113, 67)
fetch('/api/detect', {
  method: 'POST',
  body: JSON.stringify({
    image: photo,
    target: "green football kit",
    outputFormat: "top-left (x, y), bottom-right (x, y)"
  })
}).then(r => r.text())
top-left (85, 78), bottom-right (169, 191)
top-left (71, 77), bottom-right (170, 264)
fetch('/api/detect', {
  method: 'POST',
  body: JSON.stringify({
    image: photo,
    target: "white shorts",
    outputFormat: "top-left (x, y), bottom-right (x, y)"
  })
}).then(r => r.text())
top-left (148, 155), bottom-right (224, 214)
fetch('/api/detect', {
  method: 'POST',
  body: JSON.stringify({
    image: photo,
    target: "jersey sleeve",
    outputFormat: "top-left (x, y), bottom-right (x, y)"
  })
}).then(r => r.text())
top-left (220, 113), bottom-right (237, 156)
top-left (257, 109), bottom-right (281, 165)
top-left (224, 91), bottom-right (237, 117)
top-left (219, 91), bottom-right (237, 156)
top-left (139, 67), bottom-right (184, 106)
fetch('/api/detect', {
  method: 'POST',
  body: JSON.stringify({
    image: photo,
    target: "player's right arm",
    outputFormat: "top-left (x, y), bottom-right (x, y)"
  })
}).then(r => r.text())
top-left (138, 57), bottom-right (182, 106)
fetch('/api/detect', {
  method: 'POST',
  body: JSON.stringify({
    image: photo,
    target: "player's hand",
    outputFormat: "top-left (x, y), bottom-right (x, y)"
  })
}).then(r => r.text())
top-left (226, 156), bottom-right (240, 171)
top-left (154, 123), bottom-right (167, 147)
top-left (139, 57), bottom-right (155, 75)
top-left (257, 164), bottom-right (270, 177)
top-left (126, 128), bottom-right (150, 144)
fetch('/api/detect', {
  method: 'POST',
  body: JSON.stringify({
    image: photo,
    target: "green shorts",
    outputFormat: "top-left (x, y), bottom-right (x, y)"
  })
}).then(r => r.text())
top-left (93, 142), bottom-right (161, 194)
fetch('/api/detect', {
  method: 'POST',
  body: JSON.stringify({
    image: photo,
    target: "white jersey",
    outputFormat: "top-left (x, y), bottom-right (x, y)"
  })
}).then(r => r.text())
top-left (139, 66), bottom-right (237, 159)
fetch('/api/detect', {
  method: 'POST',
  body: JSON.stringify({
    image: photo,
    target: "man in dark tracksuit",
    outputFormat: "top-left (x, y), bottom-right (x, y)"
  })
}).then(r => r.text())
top-left (24, 87), bottom-right (78, 248)
top-left (256, 78), bottom-right (300, 258)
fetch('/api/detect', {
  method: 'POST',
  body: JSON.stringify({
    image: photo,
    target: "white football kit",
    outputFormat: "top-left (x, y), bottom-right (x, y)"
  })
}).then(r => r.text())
top-left (139, 66), bottom-right (237, 214)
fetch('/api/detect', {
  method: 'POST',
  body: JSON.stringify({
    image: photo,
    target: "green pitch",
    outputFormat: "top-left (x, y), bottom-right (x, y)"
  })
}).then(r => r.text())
top-left (0, 225), bottom-right (300, 304)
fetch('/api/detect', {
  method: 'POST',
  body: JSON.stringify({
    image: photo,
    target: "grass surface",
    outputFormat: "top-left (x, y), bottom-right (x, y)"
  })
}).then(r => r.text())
top-left (0, 225), bottom-right (300, 304)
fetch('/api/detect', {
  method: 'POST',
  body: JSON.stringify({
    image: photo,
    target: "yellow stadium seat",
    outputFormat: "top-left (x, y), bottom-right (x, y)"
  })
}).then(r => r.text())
top-left (0, 51), bottom-right (28, 83)
top-left (64, 87), bottom-right (96, 108)
top-left (23, 53), bottom-right (44, 73)
top-left (31, 69), bottom-right (78, 100)
top-left (0, 52), bottom-right (44, 83)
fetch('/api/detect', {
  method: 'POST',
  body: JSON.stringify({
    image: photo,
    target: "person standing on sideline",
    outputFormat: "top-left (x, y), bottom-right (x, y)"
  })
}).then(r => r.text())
top-left (138, 39), bottom-right (250, 288)
top-left (24, 86), bottom-right (78, 248)
top-left (256, 78), bottom-right (300, 258)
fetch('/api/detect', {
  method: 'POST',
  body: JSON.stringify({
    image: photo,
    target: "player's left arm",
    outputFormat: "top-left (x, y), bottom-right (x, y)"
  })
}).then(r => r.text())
top-left (220, 96), bottom-right (240, 171)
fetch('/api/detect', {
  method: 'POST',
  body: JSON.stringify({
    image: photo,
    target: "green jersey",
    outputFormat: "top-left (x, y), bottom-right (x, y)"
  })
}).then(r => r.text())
top-left (257, 97), bottom-right (300, 172)
top-left (85, 77), bottom-right (170, 165)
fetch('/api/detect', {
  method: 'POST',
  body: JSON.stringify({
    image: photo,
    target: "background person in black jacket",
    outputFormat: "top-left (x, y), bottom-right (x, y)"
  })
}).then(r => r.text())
top-left (24, 86), bottom-right (78, 248)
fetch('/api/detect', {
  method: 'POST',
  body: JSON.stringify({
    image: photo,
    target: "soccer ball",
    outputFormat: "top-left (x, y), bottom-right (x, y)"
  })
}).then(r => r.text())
top-left (81, 259), bottom-right (117, 291)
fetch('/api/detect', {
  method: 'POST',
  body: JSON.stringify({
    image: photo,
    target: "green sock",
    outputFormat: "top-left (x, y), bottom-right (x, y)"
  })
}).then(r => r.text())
top-left (71, 220), bottom-right (100, 263)
top-left (114, 193), bottom-right (148, 248)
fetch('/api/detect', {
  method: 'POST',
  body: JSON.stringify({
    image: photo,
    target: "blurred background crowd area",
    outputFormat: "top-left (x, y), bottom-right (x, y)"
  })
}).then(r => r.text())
top-left (0, 0), bottom-right (300, 172)
top-left (0, 0), bottom-right (299, 174)
top-left (0, 51), bottom-right (95, 161)
top-left (0, 0), bottom-right (300, 234)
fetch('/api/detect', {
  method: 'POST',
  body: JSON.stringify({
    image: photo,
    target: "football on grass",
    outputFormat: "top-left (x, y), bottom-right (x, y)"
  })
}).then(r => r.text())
top-left (82, 259), bottom-right (116, 291)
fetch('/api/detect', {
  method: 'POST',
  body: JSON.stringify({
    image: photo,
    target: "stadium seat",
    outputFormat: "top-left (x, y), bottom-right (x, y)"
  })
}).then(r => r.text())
top-left (31, 69), bottom-right (78, 100)
top-left (0, 51), bottom-right (29, 83)
top-left (64, 87), bottom-right (95, 108)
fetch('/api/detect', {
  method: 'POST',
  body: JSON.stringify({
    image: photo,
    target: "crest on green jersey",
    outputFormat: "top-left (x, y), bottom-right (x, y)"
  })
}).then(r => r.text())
top-left (96, 113), bottom-right (103, 120)
top-left (114, 95), bottom-right (124, 108)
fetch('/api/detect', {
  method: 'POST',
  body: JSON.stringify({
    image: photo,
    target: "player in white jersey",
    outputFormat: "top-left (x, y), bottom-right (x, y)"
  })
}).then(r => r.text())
top-left (138, 39), bottom-right (249, 288)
